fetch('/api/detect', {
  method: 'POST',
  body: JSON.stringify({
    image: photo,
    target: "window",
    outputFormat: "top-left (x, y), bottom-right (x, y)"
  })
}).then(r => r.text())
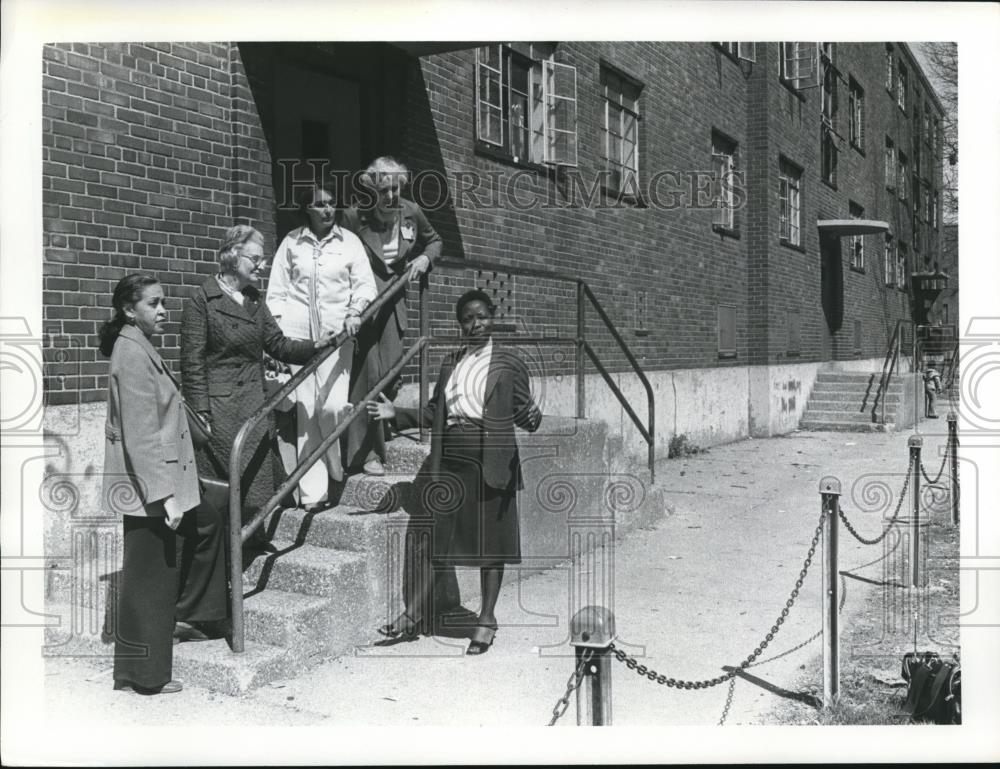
top-left (854, 320), bottom-right (863, 355)
top-left (716, 42), bottom-right (756, 62)
top-left (849, 201), bottom-right (865, 271)
top-left (912, 171), bottom-right (921, 216)
top-left (914, 221), bottom-right (922, 255)
top-left (897, 64), bottom-right (907, 111)
top-left (933, 190), bottom-right (939, 229)
top-left (718, 305), bottom-right (736, 358)
top-left (711, 132), bottom-right (738, 232)
top-left (849, 77), bottom-right (865, 151)
top-left (885, 45), bottom-right (895, 94)
top-left (820, 49), bottom-right (838, 185)
top-left (924, 104), bottom-right (931, 142)
top-left (780, 42), bottom-right (818, 90)
top-left (601, 66), bottom-right (641, 193)
top-left (475, 44), bottom-right (578, 166)
top-left (884, 137), bottom-right (896, 190)
top-left (897, 242), bottom-right (908, 289)
top-left (778, 158), bottom-right (802, 247)
top-left (932, 118), bottom-right (940, 153)
top-left (884, 233), bottom-right (896, 286)
top-left (897, 150), bottom-right (908, 200)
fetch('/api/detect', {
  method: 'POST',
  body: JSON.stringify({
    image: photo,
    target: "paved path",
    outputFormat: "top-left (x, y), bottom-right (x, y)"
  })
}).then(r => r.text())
top-left (43, 425), bottom-right (953, 730)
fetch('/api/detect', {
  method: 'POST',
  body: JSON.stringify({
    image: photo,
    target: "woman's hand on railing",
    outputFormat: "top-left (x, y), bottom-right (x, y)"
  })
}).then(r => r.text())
top-left (366, 392), bottom-right (396, 422)
top-left (406, 254), bottom-right (431, 281)
top-left (343, 314), bottom-right (362, 337)
top-left (314, 330), bottom-right (340, 351)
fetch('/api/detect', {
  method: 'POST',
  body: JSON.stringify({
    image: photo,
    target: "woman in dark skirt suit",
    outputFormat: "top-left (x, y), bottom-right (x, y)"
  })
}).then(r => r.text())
top-left (368, 289), bottom-right (542, 654)
top-left (341, 156), bottom-right (442, 477)
top-left (180, 226), bottom-right (335, 551)
top-left (101, 274), bottom-right (226, 693)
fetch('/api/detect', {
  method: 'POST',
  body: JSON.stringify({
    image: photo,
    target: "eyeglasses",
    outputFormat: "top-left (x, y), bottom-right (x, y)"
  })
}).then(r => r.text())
top-left (307, 201), bottom-right (336, 210)
top-left (240, 254), bottom-right (267, 269)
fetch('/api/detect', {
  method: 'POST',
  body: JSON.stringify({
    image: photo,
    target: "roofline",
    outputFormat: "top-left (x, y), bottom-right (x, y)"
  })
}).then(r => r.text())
top-left (899, 41), bottom-right (948, 116)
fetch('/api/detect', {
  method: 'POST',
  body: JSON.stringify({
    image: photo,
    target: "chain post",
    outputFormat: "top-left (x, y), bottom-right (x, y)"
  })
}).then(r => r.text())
top-left (948, 410), bottom-right (959, 525)
top-left (818, 476), bottom-right (841, 708)
top-left (908, 435), bottom-right (923, 589)
top-left (570, 606), bottom-right (615, 726)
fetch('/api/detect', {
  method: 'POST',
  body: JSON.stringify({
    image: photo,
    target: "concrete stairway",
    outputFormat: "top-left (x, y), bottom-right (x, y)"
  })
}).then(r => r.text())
top-left (799, 371), bottom-right (915, 432)
top-left (45, 416), bottom-right (668, 694)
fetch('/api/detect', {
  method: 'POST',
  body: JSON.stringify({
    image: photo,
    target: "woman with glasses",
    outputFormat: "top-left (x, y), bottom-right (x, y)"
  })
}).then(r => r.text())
top-left (341, 156), bottom-right (442, 477)
top-left (266, 185), bottom-right (377, 511)
top-left (180, 225), bottom-right (338, 557)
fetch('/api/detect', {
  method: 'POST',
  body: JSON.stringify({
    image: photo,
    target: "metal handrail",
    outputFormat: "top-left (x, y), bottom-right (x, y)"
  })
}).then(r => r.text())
top-left (424, 256), bottom-right (655, 482)
top-left (876, 321), bottom-right (902, 426)
top-left (227, 270), bottom-right (410, 652)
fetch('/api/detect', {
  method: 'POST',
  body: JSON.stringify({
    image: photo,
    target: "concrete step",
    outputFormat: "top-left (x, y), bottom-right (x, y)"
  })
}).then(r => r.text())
top-left (811, 380), bottom-right (904, 395)
top-left (271, 505), bottom-right (407, 553)
top-left (242, 541), bottom-right (367, 599)
top-left (806, 395), bottom-right (901, 409)
top-left (813, 372), bottom-right (884, 383)
top-left (800, 409), bottom-right (882, 424)
top-left (242, 589), bottom-right (329, 652)
top-left (798, 419), bottom-right (885, 432)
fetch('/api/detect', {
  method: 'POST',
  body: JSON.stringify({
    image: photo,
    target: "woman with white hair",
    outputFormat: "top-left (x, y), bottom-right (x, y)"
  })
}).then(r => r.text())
top-left (181, 225), bottom-right (337, 552)
top-left (341, 156), bottom-right (443, 476)
top-left (267, 185), bottom-right (377, 510)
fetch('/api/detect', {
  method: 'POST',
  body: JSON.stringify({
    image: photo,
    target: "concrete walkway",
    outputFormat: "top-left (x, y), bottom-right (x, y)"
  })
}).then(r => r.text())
top-left (43, 424), bottom-right (952, 729)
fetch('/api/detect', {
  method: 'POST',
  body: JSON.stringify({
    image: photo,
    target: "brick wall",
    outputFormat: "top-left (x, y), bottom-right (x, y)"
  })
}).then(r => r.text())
top-left (41, 41), bottom-right (947, 405)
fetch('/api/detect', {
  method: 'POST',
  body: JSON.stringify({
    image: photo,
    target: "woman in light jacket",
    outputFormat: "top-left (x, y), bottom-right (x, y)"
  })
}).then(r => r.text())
top-left (267, 185), bottom-right (377, 510)
top-left (101, 274), bottom-right (225, 694)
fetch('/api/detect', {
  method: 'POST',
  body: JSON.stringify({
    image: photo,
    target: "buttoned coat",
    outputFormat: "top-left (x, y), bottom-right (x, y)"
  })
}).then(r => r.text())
top-left (102, 324), bottom-right (200, 516)
top-left (180, 277), bottom-right (316, 513)
top-left (393, 345), bottom-right (542, 491)
top-left (341, 198), bottom-right (443, 467)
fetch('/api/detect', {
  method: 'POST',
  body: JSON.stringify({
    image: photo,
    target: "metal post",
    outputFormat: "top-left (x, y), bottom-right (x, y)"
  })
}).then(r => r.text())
top-left (908, 435), bottom-right (923, 588)
top-left (948, 410), bottom-right (959, 525)
top-left (230, 508), bottom-right (245, 653)
top-left (419, 273), bottom-right (430, 444)
top-left (576, 281), bottom-right (585, 419)
top-left (569, 606), bottom-right (615, 726)
top-left (819, 477), bottom-right (841, 708)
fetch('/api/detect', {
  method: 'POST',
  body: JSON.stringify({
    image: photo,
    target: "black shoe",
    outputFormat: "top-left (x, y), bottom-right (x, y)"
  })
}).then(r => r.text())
top-left (114, 679), bottom-right (183, 694)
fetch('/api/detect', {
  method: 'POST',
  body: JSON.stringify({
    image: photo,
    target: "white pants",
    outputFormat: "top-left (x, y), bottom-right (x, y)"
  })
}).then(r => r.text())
top-left (290, 344), bottom-right (352, 505)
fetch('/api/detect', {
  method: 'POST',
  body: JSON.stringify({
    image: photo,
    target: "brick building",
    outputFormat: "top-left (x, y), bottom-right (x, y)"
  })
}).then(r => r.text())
top-left (42, 41), bottom-right (947, 455)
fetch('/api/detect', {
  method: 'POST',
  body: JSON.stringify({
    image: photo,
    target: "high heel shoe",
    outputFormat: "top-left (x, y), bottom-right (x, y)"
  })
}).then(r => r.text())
top-left (376, 611), bottom-right (423, 639)
top-left (466, 623), bottom-right (497, 655)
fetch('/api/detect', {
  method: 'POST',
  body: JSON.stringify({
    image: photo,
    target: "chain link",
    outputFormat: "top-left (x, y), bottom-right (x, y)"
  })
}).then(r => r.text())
top-left (547, 649), bottom-right (594, 726)
top-left (838, 457), bottom-right (912, 545)
top-left (610, 510), bottom-right (825, 690)
top-left (920, 453), bottom-right (949, 487)
top-left (718, 676), bottom-right (737, 725)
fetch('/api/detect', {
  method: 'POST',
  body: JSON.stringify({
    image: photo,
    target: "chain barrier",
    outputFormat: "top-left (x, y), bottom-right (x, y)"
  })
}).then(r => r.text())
top-left (920, 453), bottom-right (949, 487)
top-left (547, 649), bottom-right (594, 726)
top-left (610, 511), bottom-right (825, 692)
top-left (718, 677), bottom-right (737, 725)
top-left (837, 457), bottom-right (912, 546)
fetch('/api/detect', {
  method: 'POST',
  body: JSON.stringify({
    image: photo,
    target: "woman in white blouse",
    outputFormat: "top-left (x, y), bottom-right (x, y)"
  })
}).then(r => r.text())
top-left (266, 185), bottom-right (377, 510)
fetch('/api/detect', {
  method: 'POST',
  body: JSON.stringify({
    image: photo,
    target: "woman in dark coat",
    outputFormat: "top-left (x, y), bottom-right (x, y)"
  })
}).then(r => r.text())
top-left (368, 289), bottom-right (542, 654)
top-left (180, 225), bottom-right (336, 552)
top-left (341, 156), bottom-right (442, 476)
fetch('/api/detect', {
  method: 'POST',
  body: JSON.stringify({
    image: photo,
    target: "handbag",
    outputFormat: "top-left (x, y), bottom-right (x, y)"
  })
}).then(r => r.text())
top-left (197, 473), bottom-right (230, 517)
top-left (162, 362), bottom-right (213, 449)
top-left (900, 651), bottom-right (961, 724)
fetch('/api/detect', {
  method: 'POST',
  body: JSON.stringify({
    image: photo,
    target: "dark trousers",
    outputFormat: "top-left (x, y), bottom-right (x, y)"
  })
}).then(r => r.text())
top-left (113, 503), bottom-right (226, 688)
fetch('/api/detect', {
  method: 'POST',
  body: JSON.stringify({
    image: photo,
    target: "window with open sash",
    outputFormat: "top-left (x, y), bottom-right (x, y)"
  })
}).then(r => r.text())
top-left (884, 233), bottom-right (896, 287)
top-left (897, 63), bottom-right (907, 112)
top-left (897, 151), bottom-right (908, 200)
top-left (849, 77), bottom-right (865, 151)
top-left (885, 44), bottom-right (895, 95)
top-left (778, 158), bottom-right (802, 247)
top-left (711, 132), bottom-right (738, 232)
top-left (849, 201), bottom-right (865, 271)
top-left (897, 242), bottom-right (908, 289)
top-left (475, 44), bottom-right (578, 166)
top-left (885, 137), bottom-right (896, 191)
top-left (779, 42), bottom-right (820, 90)
top-left (716, 42), bottom-right (756, 62)
top-left (601, 66), bottom-right (641, 193)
